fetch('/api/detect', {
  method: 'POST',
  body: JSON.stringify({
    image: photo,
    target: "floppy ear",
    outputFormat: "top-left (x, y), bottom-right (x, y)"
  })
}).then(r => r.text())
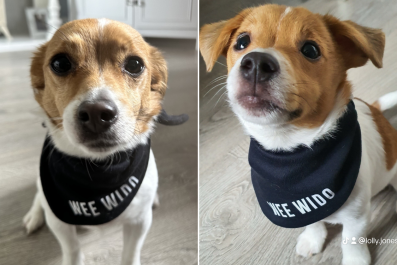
top-left (200, 8), bottom-right (252, 72)
top-left (149, 45), bottom-right (167, 98)
top-left (30, 43), bottom-right (48, 104)
top-left (323, 14), bottom-right (385, 69)
top-left (31, 43), bottom-right (47, 90)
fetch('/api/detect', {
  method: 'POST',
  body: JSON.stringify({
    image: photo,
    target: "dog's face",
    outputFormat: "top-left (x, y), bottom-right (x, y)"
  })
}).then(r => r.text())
top-left (200, 5), bottom-right (384, 128)
top-left (31, 19), bottom-right (167, 159)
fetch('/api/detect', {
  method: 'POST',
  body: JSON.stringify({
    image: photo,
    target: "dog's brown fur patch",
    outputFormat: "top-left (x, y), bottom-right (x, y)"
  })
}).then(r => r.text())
top-left (372, 100), bottom-right (381, 111)
top-left (357, 98), bottom-right (397, 170)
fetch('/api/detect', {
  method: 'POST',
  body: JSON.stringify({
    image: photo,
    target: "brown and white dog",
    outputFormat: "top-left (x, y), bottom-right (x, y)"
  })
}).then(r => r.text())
top-left (23, 18), bottom-right (185, 265)
top-left (200, 4), bottom-right (397, 265)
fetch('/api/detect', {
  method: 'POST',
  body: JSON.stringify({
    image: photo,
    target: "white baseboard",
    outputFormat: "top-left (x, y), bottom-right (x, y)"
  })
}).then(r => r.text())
top-left (138, 29), bottom-right (197, 39)
top-left (0, 37), bottom-right (46, 53)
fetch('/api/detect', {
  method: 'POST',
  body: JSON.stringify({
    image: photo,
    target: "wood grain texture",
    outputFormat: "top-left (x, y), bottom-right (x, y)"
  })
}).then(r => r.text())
top-left (199, 0), bottom-right (397, 264)
top-left (0, 38), bottom-right (198, 265)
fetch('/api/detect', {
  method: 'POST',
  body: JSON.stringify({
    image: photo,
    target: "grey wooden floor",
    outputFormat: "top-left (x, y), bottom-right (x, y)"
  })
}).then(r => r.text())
top-left (0, 38), bottom-right (198, 265)
top-left (199, 0), bottom-right (397, 264)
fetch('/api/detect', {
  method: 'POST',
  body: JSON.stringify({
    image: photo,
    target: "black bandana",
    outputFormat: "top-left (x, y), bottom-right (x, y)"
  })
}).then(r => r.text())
top-left (40, 137), bottom-right (150, 225)
top-left (249, 101), bottom-right (361, 228)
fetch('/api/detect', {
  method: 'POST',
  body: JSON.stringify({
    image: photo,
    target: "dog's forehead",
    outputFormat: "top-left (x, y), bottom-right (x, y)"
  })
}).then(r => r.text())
top-left (238, 6), bottom-right (327, 47)
top-left (47, 19), bottom-right (148, 59)
top-left (100, 20), bottom-right (148, 51)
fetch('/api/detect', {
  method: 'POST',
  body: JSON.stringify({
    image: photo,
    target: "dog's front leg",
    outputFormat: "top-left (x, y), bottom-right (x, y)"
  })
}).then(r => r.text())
top-left (340, 203), bottom-right (371, 265)
top-left (296, 221), bottom-right (327, 257)
top-left (120, 209), bottom-right (153, 265)
top-left (45, 211), bottom-right (84, 265)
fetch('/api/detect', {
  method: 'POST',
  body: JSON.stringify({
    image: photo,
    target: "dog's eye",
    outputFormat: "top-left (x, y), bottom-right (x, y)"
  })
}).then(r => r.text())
top-left (124, 57), bottom-right (145, 76)
top-left (234, 34), bottom-right (251, 51)
top-left (50, 54), bottom-right (72, 75)
top-left (301, 42), bottom-right (321, 60)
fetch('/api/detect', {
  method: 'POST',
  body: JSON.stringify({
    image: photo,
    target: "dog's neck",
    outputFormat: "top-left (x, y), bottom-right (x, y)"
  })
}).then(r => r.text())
top-left (240, 92), bottom-right (350, 152)
top-left (45, 118), bottom-right (153, 160)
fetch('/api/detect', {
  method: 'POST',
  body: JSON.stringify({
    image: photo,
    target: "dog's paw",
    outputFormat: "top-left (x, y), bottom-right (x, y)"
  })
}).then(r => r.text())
top-left (296, 229), bottom-right (326, 258)
top-left (342, 246), bottom-right (371, 265)
top-left (76, 253), bottom-right (86, 265)
top-left (342, 254), bottom-right (370, 265)
top-left (23, 208), bottom-right (45, 234)
top-left (62, 252), bottom-right (85, 265)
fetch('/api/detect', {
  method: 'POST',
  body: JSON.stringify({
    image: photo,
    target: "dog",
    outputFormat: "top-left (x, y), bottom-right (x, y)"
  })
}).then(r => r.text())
top-left (23, 18), bottom-right (187, 265)
top-left (200, 4), bottom-right (396, 265)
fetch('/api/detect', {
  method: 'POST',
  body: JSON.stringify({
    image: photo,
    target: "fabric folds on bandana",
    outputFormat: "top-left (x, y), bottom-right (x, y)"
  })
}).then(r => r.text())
top-left (40, 137), bottom-right (150, 225)
top-left (249, 101), bottom-right (361, 228)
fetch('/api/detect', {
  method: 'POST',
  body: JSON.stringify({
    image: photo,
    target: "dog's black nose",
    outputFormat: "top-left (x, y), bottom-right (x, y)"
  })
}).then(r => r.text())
top-left (77, 101), bottom-right (118, 134)
top-left (240, 52), bottom-right (280, 82)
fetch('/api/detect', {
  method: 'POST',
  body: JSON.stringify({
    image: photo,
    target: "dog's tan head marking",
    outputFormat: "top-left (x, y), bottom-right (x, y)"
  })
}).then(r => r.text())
top-left (31, 19), bottom-right (167, 157)
top-left (200, 4), bottom-right (385, 128)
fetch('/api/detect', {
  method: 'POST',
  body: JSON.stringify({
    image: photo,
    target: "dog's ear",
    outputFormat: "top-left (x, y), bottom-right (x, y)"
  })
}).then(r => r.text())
top-left (149, 45), bottom-right (167, 98)
top-left (30, 43), bottom-right (48, 104)
top-left (200, 8), bottom-right (252, 72)
top-left (323, 15), bottom-right (385, 69)
top-left (31, 43), bottom-right (47, 90)
top-left (30, 43), bottom-right (47, 105)
top-left (146, 45), bottom-right (168, 122)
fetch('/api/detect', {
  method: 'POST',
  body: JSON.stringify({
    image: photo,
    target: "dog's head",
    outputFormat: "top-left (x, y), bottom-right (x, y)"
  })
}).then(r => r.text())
top-left (31, 19), bottom-right (167, 159)
top-left (200, 4), bottom-right (385, 128)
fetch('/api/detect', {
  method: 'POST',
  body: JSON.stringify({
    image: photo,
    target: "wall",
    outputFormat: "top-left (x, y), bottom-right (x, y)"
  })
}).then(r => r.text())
top-left (4, 0), bottom-right (33, 36)
top-left (3, 0), bottom-right (68, 37)
top-left (35, 0), bottom-right (69, 21)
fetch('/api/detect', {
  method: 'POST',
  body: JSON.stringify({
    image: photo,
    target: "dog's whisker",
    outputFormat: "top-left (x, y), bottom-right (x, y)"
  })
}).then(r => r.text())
top-left (215, 61), bottom-right (227, 67)
top-left (213, 90), bottom-right (228, 109)
top-left (287, 91), bottom-right (317, 113)
top-left (205, 75), bottom-right (228, 88)
top-left (42, 21), bottom-right (70, 41)
top-left (208, 85), bottom-right (227, 104)
top-left (204, 82), bottom-right (228, 98)
top-left (49, 117), bottom-right (63, 121)
top-left (84, 159), bottom-right (93, 181)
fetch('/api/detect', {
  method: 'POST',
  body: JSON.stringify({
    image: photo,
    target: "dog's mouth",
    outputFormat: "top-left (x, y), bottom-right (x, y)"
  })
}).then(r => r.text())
top-left (237, 95), bottom-right (282, 113)
top-left (234, 90), bottom-right (302, 121)
top-left (84, 140), bottom-right (119, 150)
top-left (235, 87), bottom-right (286, 116)
top-left (75, 137), bottom-right (120, 153)
top-left (75, 129), bottom-right (136, 153)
